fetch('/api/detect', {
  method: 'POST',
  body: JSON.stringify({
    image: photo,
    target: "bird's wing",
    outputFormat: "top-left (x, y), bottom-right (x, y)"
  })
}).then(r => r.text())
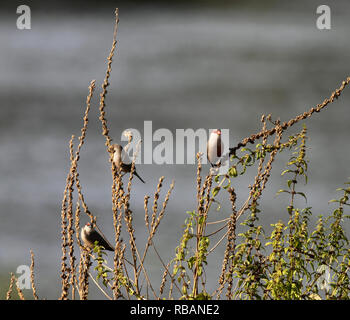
top-left (91, 227), bottom-right (114, 251)
top-left (121, 147), bottom-right (132, 164)
top-left (217, 135), bottom-right (223, 157)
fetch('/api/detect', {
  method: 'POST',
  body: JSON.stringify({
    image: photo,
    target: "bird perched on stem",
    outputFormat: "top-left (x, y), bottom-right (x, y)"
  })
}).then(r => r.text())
top-left (207, 129), bottom-right (224, 167)
top-left (81, 222), bottom-right (114, 252)
top-left (111, 143), bottom-right (145, 183)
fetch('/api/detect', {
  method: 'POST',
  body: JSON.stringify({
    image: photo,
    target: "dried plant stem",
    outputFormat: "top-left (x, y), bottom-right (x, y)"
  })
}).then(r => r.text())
top-left (30, 250), bottom-right (39, 300)
top-left (95, 9), bottom-right (124, 298)
top-left (196, 153), bottom-right (203, 215)
top-left (60, 80), bottom-right (96, 300)
top-left (144, 195), bottom-right (150, 230)
top-left (160, 262), bottom-right (171, 295)
top-left (142, 187), bottom-right (181, 296)
top-left (122, 141), bottom-right (144, 294)
top-left (6, 273), bottom-right (16, 300)
top-left (133, 242), bottom-right (159, 299)
top-left (123, 206), bottom-right (139, 294)
top-left (208, 230), bottom-right (229, 256)
top-left (234, 122), bottom-right (283, 222)
top-left (225, 189), bottom-right (238, 299)
top-left (78, 251), bottom-right (92, 300)
top-left (99, 9), bottom-right (119, 149)
top-left (139, 179), bottom-right (174, 279)
top-left (136, 179), bottom-right (165, 280)
top-left (112, 184), bottom-right (124, 299)
top-left (206, 217), bottom-right (230, 225)
top-left (152, 242), bottom-right (182, 295)
top-left (66, 148), bottom-right (76, 300)
top-left (217, 188), bottom-right (237, 296)
top-left (59, 136), bottom-right (74, 300)
top-left (151, 177), bottom-right (164, 230)
top-left (15, 278), bottom-right (25, 300)
top-left (230, 77), bottom-right (350, 156)
top-left (74, 80), bottom-right (96, 223)
top-left (192, 154), bottom-right (215, 297)
top-left (88, 272), bottom-right (113, 300)
top-left (74, 202), bottom-right (83, 249)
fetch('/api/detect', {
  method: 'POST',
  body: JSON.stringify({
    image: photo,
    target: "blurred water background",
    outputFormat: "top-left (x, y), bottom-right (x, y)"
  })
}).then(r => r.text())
top-left (1, 0), bottom-right (350, 299)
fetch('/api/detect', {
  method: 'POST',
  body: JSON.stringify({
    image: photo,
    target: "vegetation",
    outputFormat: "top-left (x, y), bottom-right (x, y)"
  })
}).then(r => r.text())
top-left (4, 9), bottom-right (350, 300)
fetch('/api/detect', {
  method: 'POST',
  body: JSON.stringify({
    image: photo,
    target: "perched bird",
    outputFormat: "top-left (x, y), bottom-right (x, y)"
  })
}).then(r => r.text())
top-left (207, 129), bottom-right (224, 167)
top-left (111, 143), bottom-right (145, 183)
top-left (81, 222), bottom-right (114, 252)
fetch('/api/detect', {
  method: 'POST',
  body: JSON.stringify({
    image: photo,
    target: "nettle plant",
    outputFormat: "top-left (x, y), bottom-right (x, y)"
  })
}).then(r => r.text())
top-left (5, 9), bottom-right (350, 300)
top-left (224, 127), bottom-right (350, 300)
top-left (172, 123), bottom-right (350, 300)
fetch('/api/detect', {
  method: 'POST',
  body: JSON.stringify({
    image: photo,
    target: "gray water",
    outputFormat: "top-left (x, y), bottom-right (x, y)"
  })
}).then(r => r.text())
top-left (1, 3), bottom-right (350, 299)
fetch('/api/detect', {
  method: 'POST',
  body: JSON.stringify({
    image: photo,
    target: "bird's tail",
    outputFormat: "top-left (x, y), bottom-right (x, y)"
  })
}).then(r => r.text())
top-left (210, 160), bottom-right (222, 168)
top-left (135, 171), bottom-right (146, 183)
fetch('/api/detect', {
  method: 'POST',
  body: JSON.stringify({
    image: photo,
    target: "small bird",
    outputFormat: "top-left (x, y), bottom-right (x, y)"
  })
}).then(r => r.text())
top-left (111, 144), bottom-right (145, 183)
top-left (81, 222), bottom-right (114, 252)
top-left (207, 129), bottom-right (224, 167)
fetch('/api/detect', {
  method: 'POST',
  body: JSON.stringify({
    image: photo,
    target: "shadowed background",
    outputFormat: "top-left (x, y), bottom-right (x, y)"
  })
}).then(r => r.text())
top-left (1, 0), bottom-right (349, 299)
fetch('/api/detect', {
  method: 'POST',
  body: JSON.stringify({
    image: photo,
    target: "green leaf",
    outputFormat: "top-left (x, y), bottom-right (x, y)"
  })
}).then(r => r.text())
top-left (281, 169), bottom-right (292, 176)
top-left (194, 292), bottom-right (211, 300)
top-left (228, 166), bottom-right (238, 177)
top-left (212, 186), bottom-right (221, 197)
top-left (296, 192), bottom-right (307, 202)
top-left (223, 179), bottom-right (231, 190)
top-left (276, 189), bottom-right (290, 196)
top-left (329, 199), bottom-right (339, 203)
